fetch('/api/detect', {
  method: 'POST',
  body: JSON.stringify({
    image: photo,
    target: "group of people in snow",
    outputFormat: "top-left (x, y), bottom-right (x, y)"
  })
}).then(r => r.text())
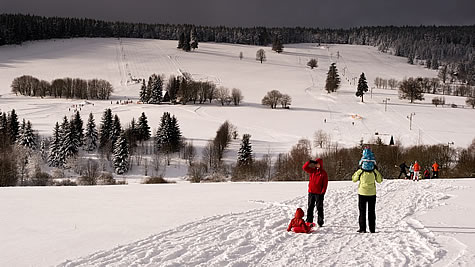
top-left (288, 147), bottom-right (440, 234)
top-left (397, 161), bottom-right (439, 181)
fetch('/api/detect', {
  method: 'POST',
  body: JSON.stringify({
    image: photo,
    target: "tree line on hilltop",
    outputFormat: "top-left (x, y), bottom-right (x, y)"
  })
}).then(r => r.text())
top-left (1, 14), bottom-right (473, 84)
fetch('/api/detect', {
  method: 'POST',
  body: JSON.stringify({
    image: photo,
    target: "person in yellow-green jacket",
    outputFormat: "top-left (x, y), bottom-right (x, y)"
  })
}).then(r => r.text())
top-left (352, 147), bottom-right (383, 233)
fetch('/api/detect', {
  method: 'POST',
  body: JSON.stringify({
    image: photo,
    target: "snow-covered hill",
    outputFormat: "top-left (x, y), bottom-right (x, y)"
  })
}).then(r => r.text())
top-left (0, 38), bottom-right (473, 158)
top-left (1, 179), bottom-right (475, 266)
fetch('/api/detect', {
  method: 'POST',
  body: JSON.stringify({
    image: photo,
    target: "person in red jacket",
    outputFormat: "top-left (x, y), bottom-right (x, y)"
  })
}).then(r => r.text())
top-left (287, 208), bottom-right (313, 233)
top-left (302, 158), bottom-right (328, 226)
top-left (413, 161), bottom-right (421, 181)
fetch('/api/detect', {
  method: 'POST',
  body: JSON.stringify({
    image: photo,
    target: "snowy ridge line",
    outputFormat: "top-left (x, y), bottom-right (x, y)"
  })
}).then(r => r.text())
top-left (57, 180), bottom-right (470, 267)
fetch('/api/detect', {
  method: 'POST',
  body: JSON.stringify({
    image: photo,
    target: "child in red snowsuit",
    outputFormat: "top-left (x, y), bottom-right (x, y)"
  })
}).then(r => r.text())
top-left (287, 208), bottom-right (313, 233)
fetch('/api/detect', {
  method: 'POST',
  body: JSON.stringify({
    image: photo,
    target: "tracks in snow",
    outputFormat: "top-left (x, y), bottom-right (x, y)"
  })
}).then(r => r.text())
top-left (59, 180), bottom-right (467, 267)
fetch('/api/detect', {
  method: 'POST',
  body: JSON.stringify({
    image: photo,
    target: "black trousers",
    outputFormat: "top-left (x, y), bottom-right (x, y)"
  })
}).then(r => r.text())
top-left (307, 193), bottom-right (324, 225)
top-left (432, 171), bottom-right (439, 178)
top-left (358, 194), bottom-right (376, 233)
top-left (398, 171), bottom-right (407, 179)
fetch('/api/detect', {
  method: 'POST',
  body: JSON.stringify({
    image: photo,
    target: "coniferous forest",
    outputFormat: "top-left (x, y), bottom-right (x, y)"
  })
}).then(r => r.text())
top-left (0, 14), bottom-right (473, 84)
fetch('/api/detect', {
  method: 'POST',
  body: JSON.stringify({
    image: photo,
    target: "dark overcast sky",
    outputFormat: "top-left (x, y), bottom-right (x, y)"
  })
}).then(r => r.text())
top-left (3, 0), bottom-right (475, 28)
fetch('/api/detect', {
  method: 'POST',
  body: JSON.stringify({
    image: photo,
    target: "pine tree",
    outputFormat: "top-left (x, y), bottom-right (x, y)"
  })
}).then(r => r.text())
top-left (237, 134), bottom-right (253, 166)
top-left (72, 111), bottom-right (84, 147)
top-left (48, 122), bottom-right (62, 167)
top-left (177, 32), bottom-right (185, 49)
top-left (7, 109), bottom-right (20, 143)
top-left (139, 80), bottom-right (149, 103)
top-left (99, 109), bottom-right (113, 150)
top-left (84, 112), bottom-right (98, 152)
top-left (169, 115), bottom-right (182, 152)
top-left (356, 72), bottom-right (368, 102)
top-left (17, 119), bottom-right (37, 150)
top-left (125, 117), bottom-right (138, 149)
top-left (61, 116), bottom-right (79, 160)
top-left (156, 112), bottom-right (171, 151)
top-left (183, 33), bottom-right (191, 52)
top-left (190, 28), bottom-right (199, 50)
top-left (272, 36), bottom-right (283, 53)
top-left (113, 132), bottom-right (129, 175)
top-left (137, 112), bottom-right (151, 142)
top-left (156, 112), bottom-right (181, 153)
top-left (325, 63), bottom-right (341, 93)
top-left (111, 114), bottom-right (122, 149)
top-left (148, 74), bottom-right (163, 104)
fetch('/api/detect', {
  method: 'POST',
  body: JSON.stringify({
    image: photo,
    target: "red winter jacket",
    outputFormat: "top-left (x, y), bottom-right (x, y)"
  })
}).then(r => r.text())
top-left (287, 208), bottom-right (311, 233)
top-left (303, 158), bottom-right (328, 194)
top-left (413, 162), bottom-right (421, 172)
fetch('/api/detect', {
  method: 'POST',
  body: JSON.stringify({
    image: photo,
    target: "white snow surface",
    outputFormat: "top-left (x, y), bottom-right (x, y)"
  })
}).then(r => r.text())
top-left (1, 179), bottom-right (475, 266)
top-left (0, 38), bottom-right (473, 156)
top-left (1, 38), bottom-right (475, 266)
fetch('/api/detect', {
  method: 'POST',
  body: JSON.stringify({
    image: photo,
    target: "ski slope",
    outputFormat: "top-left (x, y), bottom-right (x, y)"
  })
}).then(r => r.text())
top-left (0, 38), bottom-right (473, 158)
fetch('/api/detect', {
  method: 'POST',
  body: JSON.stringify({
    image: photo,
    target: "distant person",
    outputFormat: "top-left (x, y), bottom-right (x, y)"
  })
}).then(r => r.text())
top-left (423, 169), bottom-right (431, 179)
top-left (287, 208), bottom-right (314, 233)
top-left (432, 161), bottom-right (439, 178)
top-left (413, 161), bottom-right (421, 181)
top-left (302, 158), bottom-right (328, 227)
top-left (397, 162), bottom-right (409, 179)
top-left (409, 163), bottom-right (414, 180)
top-left (352, 147), bottom-right (383, 233)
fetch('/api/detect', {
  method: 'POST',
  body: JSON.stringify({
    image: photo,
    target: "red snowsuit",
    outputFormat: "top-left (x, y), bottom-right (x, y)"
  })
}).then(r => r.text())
top-left (287, 208), bottom-right (311, 233)
top-left (303, 158), bottom-right (328, 194)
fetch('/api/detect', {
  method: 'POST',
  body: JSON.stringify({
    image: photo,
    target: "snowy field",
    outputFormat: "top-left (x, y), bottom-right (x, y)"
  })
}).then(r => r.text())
top-left (0, 38), bottom-right (473, 159)
top-left (1, 179), bottom-right (475, 266)
top-left (1, 38), bottom-right (475, 266)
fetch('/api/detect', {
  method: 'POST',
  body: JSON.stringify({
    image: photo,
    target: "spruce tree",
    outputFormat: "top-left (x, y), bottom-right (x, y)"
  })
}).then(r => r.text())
top-left (84, 113), bottom-right (98, 152)
top-left (177, 32), bottom-right (185, 49)
top-left (137, 112), bottom-right (151, 142)
top-left (113, 132), bottom-right (129, 175)
top-left (72, 111), bottom-right (84, 147)
top-left (272, 36), bottom-right (283, 53)
top-left (17, 120), bottom-right (37, 150)
top-left (61, 116), bottom-right (79, 160)
top-left (169, 115), bottom-right (182, 152)
top-left (190, 28), bottom-right (199, 50)
top-left (126, 117), bottom-right (138, 149)
top-left (7, 109), bottom-right (20, 143)
top-left (183, 33), bottom-right (191, 52)
top-left (156, 112), bottom-right (171, 151)
top-left (99, 109), bottom-right (113, 150)
top-left (48, 122), bottom-right (62, 167)
top-left (139, 80), bottom-right (149, 103)
top-left (356, 72), bottom-right (368, 102)
top-left (148, 74), bottom-right (163, 104)
top-left (111, 114), bottom-right (122, 149)
top-left (325, 63), bottom-right (341, 93)
top-left (237, 134), bottom-right (253, 166)
top-left (156, 112), bottom-right (182, 153)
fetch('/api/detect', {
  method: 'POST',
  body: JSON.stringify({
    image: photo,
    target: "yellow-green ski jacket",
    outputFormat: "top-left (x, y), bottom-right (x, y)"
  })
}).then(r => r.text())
top-left (352, 169), bottom-right (383, 196)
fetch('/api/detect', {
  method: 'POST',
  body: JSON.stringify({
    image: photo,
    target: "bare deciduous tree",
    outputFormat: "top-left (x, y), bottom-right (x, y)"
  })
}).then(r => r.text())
top-left (256, 49), bottom-right (266, 64)
top-left (215, 86), bottom-right (230, 106)
top-left (262, 90), bottom-right (282, 109)
top-left (231, 88), bottom-right (243, 106)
